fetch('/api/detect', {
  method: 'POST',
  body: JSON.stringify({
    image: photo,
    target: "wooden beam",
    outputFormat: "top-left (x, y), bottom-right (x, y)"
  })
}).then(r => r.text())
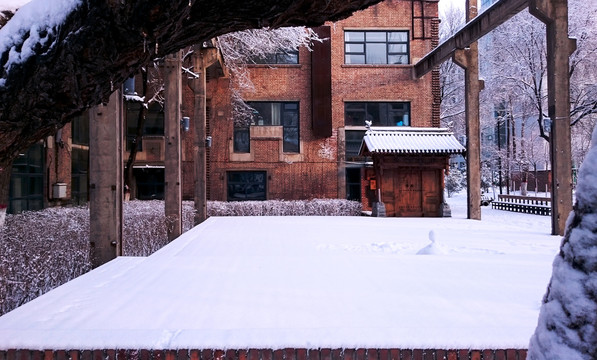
top-left (529, 0), bottom-right (574, 235)
top-left (89, 90), bottom-right (123, 267)
top-left (452, 0), bottom-right (483, 220)
top-left (414, 0), bottom-right (529, 78)
top-left (164, 52), bottom-right (183, 241)
top-left (192, 50), bottom-right (208, 225)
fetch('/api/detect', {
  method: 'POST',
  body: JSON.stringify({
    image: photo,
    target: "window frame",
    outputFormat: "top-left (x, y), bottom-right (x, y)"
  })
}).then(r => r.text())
top-left (240, 101), bottom-right (300, 154)
top-left (125, 102), bottom-right (165, 151)
top-left (248, 50), bottom-right (299, 65)
top-left (227, 171), bottom-right (267, 201)
top-left (344, 30), bottom-right (410, 65)
top-left (344, 101), bottom-right (411, 127)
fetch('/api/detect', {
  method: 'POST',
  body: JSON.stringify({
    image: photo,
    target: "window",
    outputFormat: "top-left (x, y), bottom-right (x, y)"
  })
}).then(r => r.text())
top-left (134, 168), bottom-right (164, 200)
top-left (9, 143), bottom-right (44, 214)
top-left (126, 102), bottom-right (165, 151)
top-left (345, 102), bottom-right (410, 127)
top-left (245, 101), bottom-right (300, 153)
top-left (345, 130), bottom-right (366, 160)
top-left (344, 102), bottom-right (410, 161)
top-left (345, 30), bottom-right (409, 65)
top-left (233, 126), bottom-right (250, 153)
top-left (71, 148), bottom-right (89, 205)
top-left (227, 171), bottom-right (267, 201)
top-left (249, 50), bottom-right (299, 65)
top-left (346, 167), bottom-right (362, 202)
top-left (71, 111), bottom-right (89, 146)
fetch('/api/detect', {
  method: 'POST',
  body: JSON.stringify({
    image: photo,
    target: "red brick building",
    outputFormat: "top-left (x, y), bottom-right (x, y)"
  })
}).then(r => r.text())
top-left (194, 0), bottom-right (442, 208)
top-left (7, 0), bottom-right (444, 215)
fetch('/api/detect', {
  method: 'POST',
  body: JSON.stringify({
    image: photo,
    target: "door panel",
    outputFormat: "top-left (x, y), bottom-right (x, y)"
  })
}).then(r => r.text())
top-left (422, 169), bottom-right (441, 217)
top-left (381, 172), bottom-right (395, 216)
top-left (395, 169), bottom-right (422, 216)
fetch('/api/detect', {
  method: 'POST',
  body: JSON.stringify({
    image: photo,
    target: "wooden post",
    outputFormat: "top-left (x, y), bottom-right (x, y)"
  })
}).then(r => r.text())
top-left (529, 0), bottom-right (574, 236)
top-left (164, 52), bottom-right (183, 241)
top-left (192, 51), bottom-right (207, 225)
top-left (452, 0), bottom-right (482, 220)
top-left (89, 90), bottom-right (123, 268)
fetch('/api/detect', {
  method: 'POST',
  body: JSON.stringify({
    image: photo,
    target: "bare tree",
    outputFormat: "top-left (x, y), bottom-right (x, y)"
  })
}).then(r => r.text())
top-left (438, 3), bottom-right (465, 136)
top-left (216, 27), bottom-right (320, 125)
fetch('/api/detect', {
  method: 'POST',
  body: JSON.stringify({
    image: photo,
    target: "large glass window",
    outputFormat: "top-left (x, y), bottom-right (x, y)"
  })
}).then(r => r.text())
top-left (249, 50), bottom-right (299, 65)
top-left (227, 171), bottom-right (267, 201)
top-left (71, 148), bottom-right (89, 205)
top-left (133, 168), bottom-right (164, 200)
top-left (245, 101), bottom-right (300, 153)
top-left (345, 102), bottom-right (410, 127)
top-left (233, 126), bottom-right (250, 153)
top-left (71, 111), bottom-right (89, 146)
top-left (345, 130), bottom-right (366, 161)
top-left (126, 102), bottom-right (164, 151)
top-left (345, 30), bottom-right (409, 65)
top-left (9, 143), bottom-right (44, 214)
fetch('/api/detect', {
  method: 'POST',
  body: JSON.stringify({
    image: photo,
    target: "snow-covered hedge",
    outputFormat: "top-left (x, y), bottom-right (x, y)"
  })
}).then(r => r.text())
top-left (208, 199), bottom-right (361, 216)
top-left (0, 199), bottom-right (360, 315)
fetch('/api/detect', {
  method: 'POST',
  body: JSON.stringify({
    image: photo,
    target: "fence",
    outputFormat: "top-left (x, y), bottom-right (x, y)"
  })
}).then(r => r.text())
top-left (491, 194), bottom-right (551, 216)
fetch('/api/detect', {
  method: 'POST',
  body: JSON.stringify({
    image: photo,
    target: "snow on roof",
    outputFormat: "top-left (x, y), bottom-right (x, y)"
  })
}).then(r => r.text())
top-left (360, 127), bottom-right (466, 155)
top-left (0, 196), bottom-right (560, 351)
top-left (0, 0), bottom-right (81, 87)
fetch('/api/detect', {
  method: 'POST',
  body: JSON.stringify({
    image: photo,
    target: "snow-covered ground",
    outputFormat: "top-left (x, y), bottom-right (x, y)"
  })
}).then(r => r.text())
top-left (0, 192), bottom-right (561, 350)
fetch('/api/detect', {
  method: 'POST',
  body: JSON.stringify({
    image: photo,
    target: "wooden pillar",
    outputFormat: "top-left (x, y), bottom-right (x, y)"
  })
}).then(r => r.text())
top-left (192, 51), bottom-right (207, 225)
top-left (164, 52), bottom-right (183, 241)
top-left (452, 0), bottom-right (482, 220)
top-left (529, 0), bottom-right (574, 236)
top-left (89, 90), bottom-right (123, 268)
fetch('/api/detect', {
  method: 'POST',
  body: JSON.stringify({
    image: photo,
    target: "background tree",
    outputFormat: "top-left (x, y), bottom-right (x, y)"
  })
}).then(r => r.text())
top-left (438, 2), bottom-right (465, 138)
top-left (480, 0), bottom-right (597, 186)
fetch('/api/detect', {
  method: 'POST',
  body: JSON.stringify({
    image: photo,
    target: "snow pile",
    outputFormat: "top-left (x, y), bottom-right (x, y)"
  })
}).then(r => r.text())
top-left (528, 126), bottom-right (597, 359)
top-left (416, 230), bottom-right (447, 255)
top-left (0, 0), bottom-right (81, 86)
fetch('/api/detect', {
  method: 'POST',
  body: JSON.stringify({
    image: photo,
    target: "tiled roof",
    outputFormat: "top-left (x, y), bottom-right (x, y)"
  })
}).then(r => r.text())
top-left (359, 127), bottom-right (466, 155)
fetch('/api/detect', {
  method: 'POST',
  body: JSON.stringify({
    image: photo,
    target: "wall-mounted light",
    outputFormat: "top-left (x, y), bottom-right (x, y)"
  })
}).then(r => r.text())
top-left (205, 136), bottom-right (212, 148)
top-left (181, 116), bottom-right (190, 132)
top-left (543, 117), bottom-right (552, 133)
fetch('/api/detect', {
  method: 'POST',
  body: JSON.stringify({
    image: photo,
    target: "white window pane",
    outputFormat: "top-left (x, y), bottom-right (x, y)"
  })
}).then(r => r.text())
top-left (366, 32), bottom-right (386, 42)
top-left (389, 44), bottom-right (408, 53)
top-left (345, 43), bottom-right (364, 53)
top-left (345, 54), bottom-right (365, 64)
top-left (366, 43), bottom-right (387, 64)
top-left (388, 54), bottom-right (408, 64)
top-left (388, 31), bottom-right (408, 42)
top-left (345, 31), bottom-right (364, 41)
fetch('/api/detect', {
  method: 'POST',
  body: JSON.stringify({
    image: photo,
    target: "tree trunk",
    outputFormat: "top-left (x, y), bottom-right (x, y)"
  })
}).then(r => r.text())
top-left (124, 69), bottom-right (149, 200)
top-left (0, 0), bottom-right (382, 169)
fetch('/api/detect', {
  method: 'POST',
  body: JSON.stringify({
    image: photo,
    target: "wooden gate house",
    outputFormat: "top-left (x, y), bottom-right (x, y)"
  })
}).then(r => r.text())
top-left (360, 127), bottom-right (465, 217)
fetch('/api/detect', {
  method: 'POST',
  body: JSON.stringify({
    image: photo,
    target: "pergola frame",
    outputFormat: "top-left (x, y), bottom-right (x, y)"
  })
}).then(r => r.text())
top-left (414, 0), bottom-right (574, 235)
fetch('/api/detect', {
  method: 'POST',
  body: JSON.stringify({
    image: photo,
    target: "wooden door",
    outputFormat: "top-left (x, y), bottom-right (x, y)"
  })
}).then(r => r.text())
top-left (395, 169), bottom-right (422, 216)
top-left (422, 169), bottom-right (441, 217)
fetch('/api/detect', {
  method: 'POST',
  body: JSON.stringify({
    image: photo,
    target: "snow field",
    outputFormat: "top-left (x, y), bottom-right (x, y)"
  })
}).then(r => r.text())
top-left (0, 194), bottom-right (561, 351)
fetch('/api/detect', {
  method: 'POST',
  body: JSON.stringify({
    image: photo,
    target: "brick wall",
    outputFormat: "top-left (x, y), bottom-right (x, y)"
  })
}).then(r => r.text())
top-left (0, 348), bottom-right (528, 360)
top-left (198, 0), bottom-right (439, 202)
